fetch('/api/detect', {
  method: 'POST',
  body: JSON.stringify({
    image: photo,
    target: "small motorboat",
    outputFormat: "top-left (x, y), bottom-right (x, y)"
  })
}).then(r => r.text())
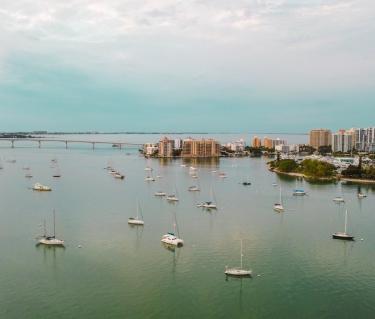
top-left (145, 176), bottom-right (155, 182)
top-left (154, 191), bottom-right (167, 197)
top-left (242, 181), bottom-right (251, 186)
top-left (358, 193), bottom-right (367, 199)
top-left (293, 189), bottom-right (306, 196)
top-left (32, 183), bottom-right (52, 191)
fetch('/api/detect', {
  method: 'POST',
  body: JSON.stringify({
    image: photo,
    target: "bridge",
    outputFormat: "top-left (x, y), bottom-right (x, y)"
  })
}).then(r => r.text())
top-left (0, 138), bottom-right (143, 149)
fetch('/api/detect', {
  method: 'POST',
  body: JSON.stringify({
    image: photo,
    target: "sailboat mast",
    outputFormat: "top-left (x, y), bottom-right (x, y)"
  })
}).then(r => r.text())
top-left (240, 239), bottom-right (243, 269)
top-left (43, 219), bottom-right (47, 237)
top-left (344, 209), bottom-right (348, 234)
top-left (280, 185), bottom-right (282, 204)
top-left (53, 209), bottom-right (56, 237)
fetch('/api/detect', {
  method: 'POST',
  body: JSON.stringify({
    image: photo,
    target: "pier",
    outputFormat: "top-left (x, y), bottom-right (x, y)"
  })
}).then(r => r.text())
top-left (0, 138), bottom-right (142, 149)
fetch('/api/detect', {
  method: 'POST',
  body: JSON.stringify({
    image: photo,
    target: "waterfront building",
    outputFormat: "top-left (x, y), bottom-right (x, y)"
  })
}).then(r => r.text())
top-left (332, 130), bottom-right (354, 153)
top-left (174, 138), bottom-right (183, 150)
top-left (309, 129), bottom-right (332, 149)
top-left (275, 144), bottom-right (290, 154)
top-left (182, 138), bottom-right (220, 157)
top-left (263, 137), bottom-right (273, 149)
top-left (158, 137), bottom-right (175, 157)
top-left (143, 143), bottom-right (158, 156)
top-left (263, 137), bottom-right (286, 150)
top-left (353, 127), bottom-right (375, 152)
top-left (226, 139), bottom-right (245, 152)
top-left (252, 136), bottom-right (262, 148)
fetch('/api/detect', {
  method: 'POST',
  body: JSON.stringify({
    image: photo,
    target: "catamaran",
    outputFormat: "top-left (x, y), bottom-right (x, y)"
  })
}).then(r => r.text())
top-left (332, 209), bottom-right (354, 241)
top-left (225, 239), bottom-right (252, 277)
top-left (273, 186), bottom-right (284, 212)
top-left (38, 210), bottom-right (64, 246)
top-left (161, 213), bottom-right (183, 247)
top-left (33, 183), bottom-right (52, 191)
top-left (128, 201), bottom-right (144, 225)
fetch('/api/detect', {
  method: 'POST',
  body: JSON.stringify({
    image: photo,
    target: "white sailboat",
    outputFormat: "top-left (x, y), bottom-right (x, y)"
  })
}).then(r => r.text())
top-left (154, 191), bottom-right (167, 197)
top-left (166, 186), bottom-right (179, 202)
top-left (38, 210), bottom-right (64, 246)
top-left (197, 188), bottom-right (217, 209)
top-left (225, 239), bottom-right (252, 277)
top-left (332, 209), bottom-right (354, 241)
top-left (161, 212), bottom-right (183, 247)
top-left (273, 185), bottom-right (284, 212)
top-left (333, 196), bottom-right (345, 203)
top-left (145, 175), bottom-right (155, 181)
top-left (128, 201), bottom-right (144, 225)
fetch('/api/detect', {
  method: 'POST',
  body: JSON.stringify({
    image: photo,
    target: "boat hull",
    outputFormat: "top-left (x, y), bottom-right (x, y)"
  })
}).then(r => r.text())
top-left (225, 268), bottom-right (252, 277)
top-left (38, 238), bottom-right (64, 246)
top-left (332, 232), bottom-right (354, 241)
top-left (128, 219), bottom-right (144, 225)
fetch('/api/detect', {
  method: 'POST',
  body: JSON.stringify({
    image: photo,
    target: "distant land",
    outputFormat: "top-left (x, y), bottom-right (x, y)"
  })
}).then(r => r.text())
top-left (0, 131), bottom-right (308, 136)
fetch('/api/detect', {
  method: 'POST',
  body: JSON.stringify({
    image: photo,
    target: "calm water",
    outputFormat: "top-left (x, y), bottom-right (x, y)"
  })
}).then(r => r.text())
top-left (0, 134), bottom-right (375, 319)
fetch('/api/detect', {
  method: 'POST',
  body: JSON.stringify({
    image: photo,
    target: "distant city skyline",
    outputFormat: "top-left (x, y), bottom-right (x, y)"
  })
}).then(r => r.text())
top-left (0, 0), bottom-right (374, 132)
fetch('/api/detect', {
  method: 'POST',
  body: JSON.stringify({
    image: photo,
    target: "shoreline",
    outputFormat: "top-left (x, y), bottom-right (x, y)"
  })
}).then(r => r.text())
top-left (271, 167), bottom-right (375, 185)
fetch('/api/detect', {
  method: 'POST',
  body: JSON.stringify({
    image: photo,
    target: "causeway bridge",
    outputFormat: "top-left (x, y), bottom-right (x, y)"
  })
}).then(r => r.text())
top-left (0, 138), bottom-right (143, 149)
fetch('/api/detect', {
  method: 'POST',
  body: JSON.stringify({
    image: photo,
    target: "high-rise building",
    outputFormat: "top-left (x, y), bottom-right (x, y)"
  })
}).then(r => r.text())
top-left (263, 137), bottom-right (273, 149)
top-left (143, 143), bottom-right (158, 156)
top-left (309, 129), bottom-right (332, 149)
top-left (332, 130), bottom-right (354, 153)
top-left (182, 139), bottom-right (220, 157)
top-left (263, 137), bottom-right (286, 149)
top-left (252, 136), bottom-right (262, 148)
top-left (158, 137), bottom-right (175, 157)
top-left (353, 127), bottom-right (375, 152)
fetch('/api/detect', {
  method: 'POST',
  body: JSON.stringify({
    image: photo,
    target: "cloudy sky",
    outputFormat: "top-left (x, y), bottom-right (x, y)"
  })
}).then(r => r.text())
top-left (0, 0), bottom-right (374, 132)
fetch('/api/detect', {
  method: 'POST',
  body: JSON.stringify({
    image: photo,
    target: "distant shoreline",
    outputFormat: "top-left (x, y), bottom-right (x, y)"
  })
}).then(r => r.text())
top-left (0, 131), bottom-right (308, 136)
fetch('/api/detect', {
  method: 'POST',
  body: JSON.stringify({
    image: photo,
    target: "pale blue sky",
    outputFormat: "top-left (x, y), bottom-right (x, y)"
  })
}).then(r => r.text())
top-left (0, 0), bottom-right (374, 132)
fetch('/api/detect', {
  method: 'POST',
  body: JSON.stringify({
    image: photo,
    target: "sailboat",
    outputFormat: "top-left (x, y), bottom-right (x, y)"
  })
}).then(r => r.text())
top-left (128, 201), bottom-right (144, 225)
top-left (197, 188), bottom-right (217, 209)
top-left (225, 239), bottom-right (252, 277)
top-left (333, 196), bottom-right (345, 203)
top-left (166, 186), bottom-right (179, 202)
top-left (188, 185), bottom-right (200, 192)
top-left (154, 191), bottom-right (167, 197)
top-left (273, 185), bottom-right (284, 212)
top-left (358, 193), bottom-right (367, 199)
top-left (161, 212), bottom-right (183, 247)
top-left (38, 210), bottom-right (64, 246)
top-left (145, 172), bottom-right (155, 181)
top-left (53, 167), bottom-right (62, 178)
top-left (332, 209), bottom-right (354, 241)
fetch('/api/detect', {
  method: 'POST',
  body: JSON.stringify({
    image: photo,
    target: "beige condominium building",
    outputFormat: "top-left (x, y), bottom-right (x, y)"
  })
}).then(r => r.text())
top-left (309, 129), bottom-right (332, 149)
top-left (182, 139), bottom-right (220, 157)
top-left (252, 136), bottom-right (262, 148)
top-left (158, 137), bottom-right (175, 157)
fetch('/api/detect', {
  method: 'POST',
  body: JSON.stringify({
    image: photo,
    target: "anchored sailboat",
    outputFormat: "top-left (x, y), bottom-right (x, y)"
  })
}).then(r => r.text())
top-left (161, 211), bottom-right (183, 247)
top-left (273, 185), bottom-right (284, 212)
top-left (332, 209), bottom-right (354, 241)
top-left (128, 201), bottom-right (144, 225)
top-left (38, 210), bottom-right (64, 246)
top-left (225, 239), bottom-right (252, 277)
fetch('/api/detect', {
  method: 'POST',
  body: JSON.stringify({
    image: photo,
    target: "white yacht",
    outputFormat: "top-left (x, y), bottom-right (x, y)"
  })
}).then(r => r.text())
top-left (128, 201), bottom-right (144, 226)
top-left (33, 183), bottom-right (52, 191)
top-left (225, 239), bottom-right (252, 277)
top-left (38, 210), bottom-right (64, 246)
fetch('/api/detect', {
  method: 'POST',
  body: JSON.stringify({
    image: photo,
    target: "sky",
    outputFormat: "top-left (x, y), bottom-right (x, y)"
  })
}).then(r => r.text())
top-left (0, 0), bottom-right (374, 133)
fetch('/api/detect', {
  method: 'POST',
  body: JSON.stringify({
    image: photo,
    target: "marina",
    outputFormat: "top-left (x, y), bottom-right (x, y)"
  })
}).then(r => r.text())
top-left (0, 134), bottom-right (375, 318)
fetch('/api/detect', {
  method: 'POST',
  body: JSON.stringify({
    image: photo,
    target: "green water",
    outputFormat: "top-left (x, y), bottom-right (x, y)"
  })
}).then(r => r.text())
top-left (0, 144), bottom-right (374, 318)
